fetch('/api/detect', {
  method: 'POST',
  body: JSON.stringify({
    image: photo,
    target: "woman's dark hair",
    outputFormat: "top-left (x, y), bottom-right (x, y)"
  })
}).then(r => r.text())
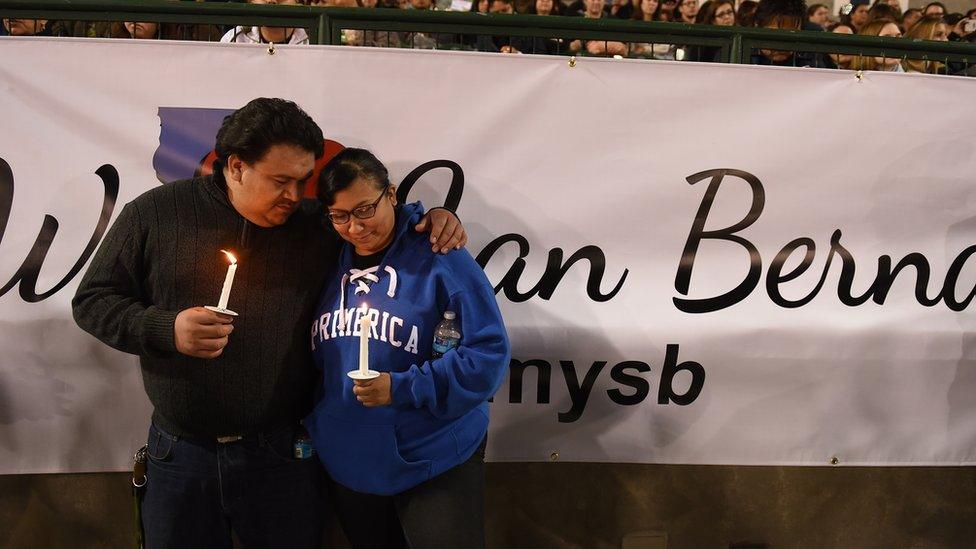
top-left (317, 148), bottom-right (390, 206)
top-left (923, 1), bottom-right (946, 14)
top-left (694, 0), bottom-right (713, 23)
top-left (754, 0), bottom-right (805, 28)
top-left (867, 2), bottom-right (900, 24)
top-left (944, 12), bottom-right (964, 27)
top-left (215, 97), bottom-right (324, 164)
top-left (696, 0), bottom-right (734, 24)
top-left (736, 0), bottom-right (760, 25)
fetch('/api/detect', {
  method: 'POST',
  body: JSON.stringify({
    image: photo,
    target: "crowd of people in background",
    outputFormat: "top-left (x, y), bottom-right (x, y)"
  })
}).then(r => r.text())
top-left (2, 0), bottom-right (975, 74)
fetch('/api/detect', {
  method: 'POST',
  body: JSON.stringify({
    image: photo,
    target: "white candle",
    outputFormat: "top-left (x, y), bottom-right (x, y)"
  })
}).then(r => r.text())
top-left (217, 250), bottom-right (238, 310)
top-left (358, 304), bottom-right (370, 375)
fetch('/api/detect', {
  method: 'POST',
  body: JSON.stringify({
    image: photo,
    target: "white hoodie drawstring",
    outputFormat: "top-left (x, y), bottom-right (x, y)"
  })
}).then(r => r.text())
top-left (337, 266), bottom-right (399, 329)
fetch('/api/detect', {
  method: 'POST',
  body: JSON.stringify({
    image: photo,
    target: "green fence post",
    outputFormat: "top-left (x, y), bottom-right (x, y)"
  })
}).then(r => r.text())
top-left (730, 33), bottom-right (744, 64)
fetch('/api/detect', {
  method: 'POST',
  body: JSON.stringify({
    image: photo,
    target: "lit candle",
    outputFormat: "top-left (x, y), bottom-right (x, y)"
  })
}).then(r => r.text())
top-left (358, 303), bottom-right (370, 375)
top-left (217, 250), bottom-right (237, 310)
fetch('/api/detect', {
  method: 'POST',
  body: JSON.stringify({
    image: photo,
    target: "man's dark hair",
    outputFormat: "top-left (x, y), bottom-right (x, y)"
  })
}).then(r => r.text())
top-left (317, 148), bottom-right (390, 206)
top-left (215, 97), bottom-right (324, 164)
top-left (755, 0), bottom-right (806, 28)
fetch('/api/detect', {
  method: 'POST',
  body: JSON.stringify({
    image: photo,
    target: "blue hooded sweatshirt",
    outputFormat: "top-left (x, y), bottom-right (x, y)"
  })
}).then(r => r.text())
top-left (305, 203), bottom-right (510, 496)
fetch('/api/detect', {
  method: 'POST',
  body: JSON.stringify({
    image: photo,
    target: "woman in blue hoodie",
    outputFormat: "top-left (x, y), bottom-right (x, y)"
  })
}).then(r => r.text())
top-left (305, 148), bottom-right (510, 548)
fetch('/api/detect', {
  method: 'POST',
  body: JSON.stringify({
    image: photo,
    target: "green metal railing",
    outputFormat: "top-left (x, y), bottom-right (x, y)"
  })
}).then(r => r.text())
top-left (1, 0), bottom-right (974, 71)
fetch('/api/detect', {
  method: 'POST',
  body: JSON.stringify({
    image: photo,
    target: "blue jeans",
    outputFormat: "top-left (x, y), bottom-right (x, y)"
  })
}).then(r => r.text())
top-left (141, 423), bottom-right (327, 549)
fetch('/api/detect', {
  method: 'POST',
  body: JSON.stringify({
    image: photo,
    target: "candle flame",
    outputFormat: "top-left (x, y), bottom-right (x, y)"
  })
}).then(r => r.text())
top-left (220, 250), bottom-right (237, 264)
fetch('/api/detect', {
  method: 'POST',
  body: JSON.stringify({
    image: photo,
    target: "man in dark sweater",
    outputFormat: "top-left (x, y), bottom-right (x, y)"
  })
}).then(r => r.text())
top-left (71, 97), bottom-right (465, 548)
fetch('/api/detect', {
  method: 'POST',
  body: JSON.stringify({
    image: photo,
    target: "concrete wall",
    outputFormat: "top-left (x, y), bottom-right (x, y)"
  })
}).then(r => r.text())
top-left (2, 464), bottom-right (974, 548)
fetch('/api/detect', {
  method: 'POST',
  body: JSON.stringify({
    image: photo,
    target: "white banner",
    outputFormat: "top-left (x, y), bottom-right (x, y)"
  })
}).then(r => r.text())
top-left (1, 37), bottom-right (975, 473)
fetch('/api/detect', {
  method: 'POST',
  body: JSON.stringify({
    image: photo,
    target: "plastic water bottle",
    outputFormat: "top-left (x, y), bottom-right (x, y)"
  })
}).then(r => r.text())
top-left (293, 427), bottom-right (315, 460)
top-left (432, 311), bottom-right (461, 358)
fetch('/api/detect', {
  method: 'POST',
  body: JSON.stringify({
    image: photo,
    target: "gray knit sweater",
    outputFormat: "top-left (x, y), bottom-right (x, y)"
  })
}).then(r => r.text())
top-left (72, 170), bottom-right (339, 438)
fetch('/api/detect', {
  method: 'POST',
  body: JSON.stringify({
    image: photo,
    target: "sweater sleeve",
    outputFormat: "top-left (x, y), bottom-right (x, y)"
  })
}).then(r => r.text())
top-left (390, 284), bottom-right (510, 420)
top-left (71, 202), bottom-right (177, 357)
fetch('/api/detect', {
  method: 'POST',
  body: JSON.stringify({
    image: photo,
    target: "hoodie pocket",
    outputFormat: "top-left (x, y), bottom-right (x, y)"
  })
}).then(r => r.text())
top-left (308, 413), bottom-right (431, 496)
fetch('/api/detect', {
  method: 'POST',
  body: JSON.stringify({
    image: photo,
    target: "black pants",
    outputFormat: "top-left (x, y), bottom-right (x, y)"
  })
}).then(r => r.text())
top-left (330, 441), bottom-right (486, 549)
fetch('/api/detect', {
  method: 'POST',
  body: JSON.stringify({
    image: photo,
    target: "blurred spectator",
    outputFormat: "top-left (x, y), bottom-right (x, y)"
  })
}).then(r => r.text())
top-left (341, 0), bottom-right (404, 47)
top-left (658, 0), bottom-right (679, 21)
top-left (902, 15), bottom-right (948, 73)
top-left (630, 0), bottom-right (678, 59)
top-left (516, 0), bottom-right (565, 53)
top-left (123, 22), bottom-right (171, 40)
top-left (842, 0), bottom-right (870, 31)
top-left (697, 0), bottom-right (734, 25)
top-left (827, 22), bottom-right (856, 69)
top-left (922, 2), bottom-right (945, 18)
top-left (1, 19), bottom-right (54, 36)
top-left (609, 0), bottom-right (636, 20)
top-left (469, 0), bottom-right (490, 12)
top-left (221, 0), bottom-right (309, 44)
top-left (901, 8), bottom-right (923, 31)
top-left (866, 2), bottom-right (899, 25)
top-left (676, 0), bottom-right (700, 23)
top-left (527, 0), bottom-right (561, 15)
top-left (476, 0), bottom-right (520, 52)
top-left (855, 19), bottom-right (902, 71)
top-left (685, 0), bottom-right (734, 61)
top-left (632, 0), bottom-right (660, 21)
top-left (569, 0), bottom-right (628, 56)
top-left (489, 0), bottom-right (515, 14)
top-left (949, 14), bottom-right (976, 40)
top-left (514, 0), bottom-right (534, 15)
top-left (736, 0), bottom-right (759, 26)
top-left (752, 0), bottom-right (829, 66)
top-left (807, 3), bottom-right (829, 29)
top-left (399, 0), bottom-right (460, 49)
top-left (944, 13), bottom-right (965, 38)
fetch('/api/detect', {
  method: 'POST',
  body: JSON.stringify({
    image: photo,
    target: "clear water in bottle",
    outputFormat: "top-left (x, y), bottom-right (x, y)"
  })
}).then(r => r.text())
top-left (432, 311), bottom-right (461, 358)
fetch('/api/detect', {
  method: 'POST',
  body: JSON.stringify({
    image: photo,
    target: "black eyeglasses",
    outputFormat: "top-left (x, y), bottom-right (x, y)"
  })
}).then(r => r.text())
top-left (327, 184), bottom-right (391, 224)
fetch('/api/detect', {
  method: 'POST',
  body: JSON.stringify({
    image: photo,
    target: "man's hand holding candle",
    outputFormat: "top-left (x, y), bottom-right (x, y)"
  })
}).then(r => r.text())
top-left (174, 307), bottom-right (235, 359)
top-left (352, 374), bottom-right (392, 407)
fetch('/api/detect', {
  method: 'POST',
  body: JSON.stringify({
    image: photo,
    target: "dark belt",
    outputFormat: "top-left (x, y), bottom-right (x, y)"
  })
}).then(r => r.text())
top-left (212, 422), bottom-right (295, 444)
top-left (159, 423), bottom-right (293, 445)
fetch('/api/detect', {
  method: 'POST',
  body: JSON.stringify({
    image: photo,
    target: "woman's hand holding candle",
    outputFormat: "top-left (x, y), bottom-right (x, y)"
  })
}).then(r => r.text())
top-left (353, 373), bottom-right (392, 407)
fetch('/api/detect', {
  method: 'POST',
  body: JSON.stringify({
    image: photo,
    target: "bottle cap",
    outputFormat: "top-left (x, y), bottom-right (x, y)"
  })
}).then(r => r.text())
top-left (444, 311), bottom-right (456, 320)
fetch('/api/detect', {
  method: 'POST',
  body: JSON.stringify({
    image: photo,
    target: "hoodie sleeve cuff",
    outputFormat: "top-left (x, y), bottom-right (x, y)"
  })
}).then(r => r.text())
top-left (142, 306), bottom-right (178, 357)
top-left (390, 369), bottom-right (417, 409)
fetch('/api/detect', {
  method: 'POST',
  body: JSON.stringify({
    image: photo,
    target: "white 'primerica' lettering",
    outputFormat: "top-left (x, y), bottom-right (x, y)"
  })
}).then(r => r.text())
top-left (312, 307), bottom-right (420, 355)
